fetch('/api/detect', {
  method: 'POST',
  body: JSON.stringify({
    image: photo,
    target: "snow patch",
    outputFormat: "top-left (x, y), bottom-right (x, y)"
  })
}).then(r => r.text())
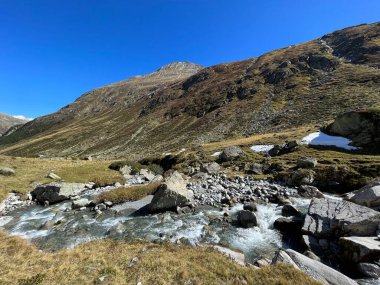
top-left (251, 145), bottom-right (274, 153)
top-left (301, 131), bottom-right (357, 150)
top-left (211, 151), bottom-right (221, 157)
top-left (12, 115), bottom-right (33, 121)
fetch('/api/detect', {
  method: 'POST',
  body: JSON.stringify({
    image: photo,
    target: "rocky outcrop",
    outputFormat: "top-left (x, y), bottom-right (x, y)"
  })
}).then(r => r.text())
top-left (345, 179), bottom-right (380, 210)
top-left (324, 109), bottom-right (380, 148)
top-left (272, 249), bottom-right (358, 285)
top-left (150, 171), bottom-right (193, 212)
top-left (31, 182), bottom-right (86, 204)
top-left (302, 198), bottom-right (380, 238)
top-left (268, 141), bottom-right (300, 157)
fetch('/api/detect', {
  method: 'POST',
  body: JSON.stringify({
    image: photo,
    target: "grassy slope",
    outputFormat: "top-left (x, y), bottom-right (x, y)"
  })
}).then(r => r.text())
top-left (0, 23), bottom-right (379, 159)
top-left (0, 155), bottom-right (123, 202)
top-left (0, 232), bottom-right (321, 285)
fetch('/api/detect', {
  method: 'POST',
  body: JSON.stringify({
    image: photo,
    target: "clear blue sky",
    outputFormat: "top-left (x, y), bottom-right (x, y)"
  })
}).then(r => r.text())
top-left (0, 0), bottom-right (379, 118)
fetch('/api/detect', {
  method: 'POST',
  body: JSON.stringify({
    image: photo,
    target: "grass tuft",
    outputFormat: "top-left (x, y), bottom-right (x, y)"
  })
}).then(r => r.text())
top-left (96, 182), bottom-right (160, 204)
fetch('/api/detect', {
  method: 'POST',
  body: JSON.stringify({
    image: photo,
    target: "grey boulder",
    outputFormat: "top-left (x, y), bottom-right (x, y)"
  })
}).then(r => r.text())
top-left (302, 198), bottom-right (380, 238)
top-left (150, 171), bottom-right (193, 212)
top-left (31, 182), bottom-right (86, 204)
top-left (72, 198), bottom-right (90, 209)
top-left (200, 162), bottom-right (220, 175)
top-left (219, 146), bottom-right (243, 161)
top-left (272, 249), bottom-right (358, 285)
top-left (237, 210), bottom-right (257, 228)
top-left (339, 236), bottom-right (380, 263)
top-left (298, 185), bottom-right (324, 198)
top-left (297, 157), bottom-right (318, 169)
top-left (345, 179), bottom-right (380, 210)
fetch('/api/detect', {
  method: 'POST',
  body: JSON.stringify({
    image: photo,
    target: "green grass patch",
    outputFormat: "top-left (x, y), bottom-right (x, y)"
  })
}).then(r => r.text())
top-left (96, 182), bottom-right (160, 204)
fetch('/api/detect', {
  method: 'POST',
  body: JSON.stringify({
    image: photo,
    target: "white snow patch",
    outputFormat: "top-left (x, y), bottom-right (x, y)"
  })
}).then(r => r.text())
top-left (251, 145), bottom-right (274, 153)
top-left (301, 131), bottom-right (357, 150)
top-left (211, 151), bottom-right (221, 157)
top-left (12, 115), bottom-right (33, 121)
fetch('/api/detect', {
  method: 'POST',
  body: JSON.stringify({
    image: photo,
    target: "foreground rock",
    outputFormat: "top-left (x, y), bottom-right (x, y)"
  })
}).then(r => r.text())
top-left (0, 167), bottom-right (15, 176)
top-left (324, 109), bottom-right (380, 148)
top-left (31, 182), bottom-right (86, 204)
top-left (339, 236), bottom-right (380, 263)
top-left (302, 198), bottom-right (380, 238)
top-left (345, 179), bottom-right (380, 210)
top-left (273, 249), bottom-right (358, 285)
top-left (72, 198), bottom-right (90, 209)
top-left (212, 245), bottom-right (246, 266)
top-left (150, 171), bottom-right (193, 212)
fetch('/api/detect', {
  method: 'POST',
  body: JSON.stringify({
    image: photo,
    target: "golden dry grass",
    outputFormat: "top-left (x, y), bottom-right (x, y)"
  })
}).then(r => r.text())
top-left (96, 182), bottom-right (160, 204)
top-left (0, 232), bottom-right (321, 285)
top-left (0, 155), bottom-right (124, 202)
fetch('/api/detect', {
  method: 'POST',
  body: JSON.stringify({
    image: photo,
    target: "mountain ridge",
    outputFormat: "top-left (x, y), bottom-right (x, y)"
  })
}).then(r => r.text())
top-left (1, 22), bottom-right (379, 158)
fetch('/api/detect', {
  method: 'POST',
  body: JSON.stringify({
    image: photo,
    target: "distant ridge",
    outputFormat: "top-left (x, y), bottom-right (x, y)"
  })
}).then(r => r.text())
top-left (0, 22), bottom-right (379, 158)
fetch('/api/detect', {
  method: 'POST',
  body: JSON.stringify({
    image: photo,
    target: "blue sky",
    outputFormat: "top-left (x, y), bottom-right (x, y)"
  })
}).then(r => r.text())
top-left (0, 0), bottom-right (379, 118)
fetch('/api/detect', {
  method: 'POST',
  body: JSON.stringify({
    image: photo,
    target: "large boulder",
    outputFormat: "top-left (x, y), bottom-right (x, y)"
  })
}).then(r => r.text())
top-left (0, 167), bottom-right (15, 176)
top-left (272, 249), bottom-right (358, 285)
top-left (288, 169), bottom-right (315, 186)
top-left (219, 146), bottom-right (243, 161)
top-left (302, 198), bottom-right (380, 238)
top-left (345, 179), bottom-right (380, 210)
top-left (150, 171), bottom-right (193, 212)
top-left (237, 210), bottom-right (257, 228)
top-left (71, 198), bottom-right (90, 209)
top-left (31, 182), bottom-right (86, 204)
top-left (323, 109), bottom-right (380, 148)
top-left (339, 236), bottom-right (380, 263)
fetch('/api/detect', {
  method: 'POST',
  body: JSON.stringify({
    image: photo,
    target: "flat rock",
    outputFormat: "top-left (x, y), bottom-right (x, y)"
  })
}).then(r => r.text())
top-left (212, 245), bottom-right (246, 266)
top-left (302, 198), bottom-right (380, 238)
top-left (339, 236), bottom-right (380, 263)
top-left (273, 249), bottom-right (358, 285)
top-left (31, 182), bottom-right (86, 204)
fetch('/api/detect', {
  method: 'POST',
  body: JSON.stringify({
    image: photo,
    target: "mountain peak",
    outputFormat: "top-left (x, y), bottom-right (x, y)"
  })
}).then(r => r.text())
top-left (156, 61), bottom-right (204, 72)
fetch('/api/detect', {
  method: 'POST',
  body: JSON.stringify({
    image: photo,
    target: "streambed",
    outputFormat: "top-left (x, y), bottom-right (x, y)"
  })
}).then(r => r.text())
top-left (0, 189), bottom-right (310, 263)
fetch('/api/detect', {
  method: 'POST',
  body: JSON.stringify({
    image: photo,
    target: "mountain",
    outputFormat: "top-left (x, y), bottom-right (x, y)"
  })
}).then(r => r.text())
top-left (0, 22), bottom-right (379, 158)
top-left (0, 113), bottom-right (30, 136)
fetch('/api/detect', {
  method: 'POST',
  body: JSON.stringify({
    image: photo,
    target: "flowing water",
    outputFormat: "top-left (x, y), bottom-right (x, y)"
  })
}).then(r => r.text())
top-left (0, 193), bottom-right (310, 263)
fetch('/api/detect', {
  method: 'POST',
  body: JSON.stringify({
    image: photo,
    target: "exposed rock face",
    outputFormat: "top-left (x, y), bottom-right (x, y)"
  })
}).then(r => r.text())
top-left (0, 113), bottom-right (29, 135)
top-left (288, 169), bottom-right (315, 186)
top-left (345, 179), bottom-right (380, 209)
top-left (269, 141), bottom-right (300, 157)
top-left (302, 198), bottom-right (380, 238)
top-left (31, 182), bottom-right (86, 204)
top-left (219, 146), bottom-right (244, 161)
top-left (150, 171), bottom-right (193, 212)
top-left (0, 167), bottom-right (15, 176)
top-left (237, 210), bottom-right (257, 228)
top-left (324, 109), bottom-right (380, 148)
top-left (339, 236), bottom-right (380, 263)
top-left (272, 249), bottom-right (358, 285)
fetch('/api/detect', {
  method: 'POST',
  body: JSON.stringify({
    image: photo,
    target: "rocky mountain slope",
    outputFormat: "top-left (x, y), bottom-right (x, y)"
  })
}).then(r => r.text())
top-left (0, 113), bottom-right (29, 136)
top-left (0, 22), bottom-right (379, 158)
